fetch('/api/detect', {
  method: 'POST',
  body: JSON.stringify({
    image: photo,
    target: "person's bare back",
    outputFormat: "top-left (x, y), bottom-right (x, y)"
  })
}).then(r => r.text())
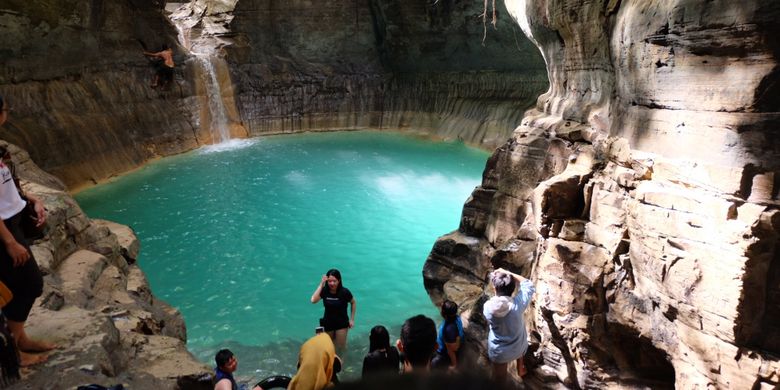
top-left (145, 48), bottom-right (174, 68)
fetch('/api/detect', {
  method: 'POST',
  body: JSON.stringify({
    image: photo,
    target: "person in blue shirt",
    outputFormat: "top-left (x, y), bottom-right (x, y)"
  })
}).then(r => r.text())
top-left (214, 349), bottom-right (262, 390)
top-left (431, 300), bottom-right (463, 371)
top-left (483, 268), bottom-right (535, 383)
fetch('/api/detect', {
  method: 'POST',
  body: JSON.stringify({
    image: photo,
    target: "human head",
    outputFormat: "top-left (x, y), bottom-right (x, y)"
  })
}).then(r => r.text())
top-left (369, 325), bottom-right (390, 353)
top-left (325, 268), bottom-right (342, 292)
top-left (397, 315), bottom-right (436, 369)
top-left (215, 349), bottom-right (237, 372)
top-left (490, 271), bottom-right (516, 297)
top-left (440, 300), bottom-right (458, 321)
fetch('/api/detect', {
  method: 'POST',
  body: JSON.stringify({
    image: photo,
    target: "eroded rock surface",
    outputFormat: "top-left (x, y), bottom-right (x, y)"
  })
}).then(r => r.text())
top-left (0, 0), bottom-right (548, 190)
top-left (425, 0), bottom-right (780, 388)
top-left (2, 143), bottom-right (210, 389)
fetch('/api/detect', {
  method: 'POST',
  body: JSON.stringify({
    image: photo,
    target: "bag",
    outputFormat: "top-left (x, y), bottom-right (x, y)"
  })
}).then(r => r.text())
top-left (0, 283), bottom-right (11, 309)
top-left (19, 199), bottom-right (44, 241)
top-left (0, 315), bottom-right (19, 387)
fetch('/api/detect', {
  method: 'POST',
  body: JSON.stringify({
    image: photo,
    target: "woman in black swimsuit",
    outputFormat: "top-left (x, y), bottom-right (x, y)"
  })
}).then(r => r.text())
top-left (310, 269), bottom-right (356, 354)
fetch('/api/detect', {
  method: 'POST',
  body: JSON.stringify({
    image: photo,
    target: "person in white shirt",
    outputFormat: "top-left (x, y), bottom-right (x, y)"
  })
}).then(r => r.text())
top-left (0, 96), bottom-right (54, 366)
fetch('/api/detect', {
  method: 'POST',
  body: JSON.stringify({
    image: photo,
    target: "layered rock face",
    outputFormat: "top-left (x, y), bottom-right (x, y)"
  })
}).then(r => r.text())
top-left (3, 143), bottom-right (210, 389)
top-left (226, 0), bottom-right (548, 147)
top-left (424, 0), bottom-right (780, 388)
top-left (1, 0), bottom-right (548, 190)
top-left (0, 0), bottom-right (212, 190)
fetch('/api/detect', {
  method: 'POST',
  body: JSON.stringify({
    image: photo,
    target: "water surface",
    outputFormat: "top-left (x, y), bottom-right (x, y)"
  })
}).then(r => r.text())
top-left (76, 131), bottom-right (489, 381)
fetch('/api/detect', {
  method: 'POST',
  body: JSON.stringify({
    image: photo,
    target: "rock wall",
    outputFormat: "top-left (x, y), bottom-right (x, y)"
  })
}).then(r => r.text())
top-left (0, 0), bottom-right (212, 190)
top-left (0, 0), bottom-right (548, 190)
top-left (225, 0), bottom-right (548, 147)
top-left (424, 0), bottom-right (780, 388)
top-left (3, 142), bottom-right (210, 389)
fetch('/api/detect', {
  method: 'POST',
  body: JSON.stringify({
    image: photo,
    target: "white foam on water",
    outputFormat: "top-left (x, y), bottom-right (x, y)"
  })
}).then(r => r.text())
top-left (199, 138), bottom-right (258, 154)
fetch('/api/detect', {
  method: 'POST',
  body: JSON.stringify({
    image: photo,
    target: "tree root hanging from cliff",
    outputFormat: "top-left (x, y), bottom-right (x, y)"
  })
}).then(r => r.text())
top-left (480, 0), bottom-right (498, 46)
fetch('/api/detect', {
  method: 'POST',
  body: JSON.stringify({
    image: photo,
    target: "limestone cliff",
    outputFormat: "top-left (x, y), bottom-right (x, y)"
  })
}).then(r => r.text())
top-left (227, 0), bottom-right (548, 147)
top-left (0, 0), bottom-right (208, 190)
top-left (0, 0), bottom-right (548, 190)
top-left (3, 142), bottom-right (210, 389)
top-left (424, 0), bottom-right (780, 388)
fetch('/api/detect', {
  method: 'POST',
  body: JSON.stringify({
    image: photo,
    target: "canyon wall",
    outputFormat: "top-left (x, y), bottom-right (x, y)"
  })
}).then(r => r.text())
top-left (0, 0), bottom-right (209, 190)
top-left (0, 0), bottom-right (548, 190)
top-left (222, 0), bottom-right (548, 147)
top-left (424, 0), bottom-right (780, 388)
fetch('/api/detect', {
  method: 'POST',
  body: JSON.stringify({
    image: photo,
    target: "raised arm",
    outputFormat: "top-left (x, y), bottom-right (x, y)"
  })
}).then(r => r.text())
top-left (495, 267), bottom-right (526, 283)
top-left (310, 275), bottom-right (327, 303)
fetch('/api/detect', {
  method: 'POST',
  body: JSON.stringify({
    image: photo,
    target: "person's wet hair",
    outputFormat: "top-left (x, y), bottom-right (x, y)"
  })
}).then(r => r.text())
top-left (441, 300), bottom-right (457, 321)
top-left (400, 315), bottom-right (436, 367)
top-left (490, 271), bottom-right (516, 297)
top-left (215, 349), bottom-right (234, 368)
top-left (369, 325), bottom-right (390, 353)
top-left (326, 268), bottom-right (343, 291)
top-left (0, 96), bottom-right (4, 111)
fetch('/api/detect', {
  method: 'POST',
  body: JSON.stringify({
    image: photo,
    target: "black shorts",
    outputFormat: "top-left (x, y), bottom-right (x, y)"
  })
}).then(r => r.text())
top-left (320, 316), bottom-right (349, 332)
top-left (0, 212), bottom-right (43, 322)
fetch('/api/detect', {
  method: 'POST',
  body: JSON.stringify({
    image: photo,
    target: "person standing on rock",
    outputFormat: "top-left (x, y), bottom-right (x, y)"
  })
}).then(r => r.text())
top-left (143, 44), bottom-right (175, 89)
top-left (0, 96), bottom-right (55, 367)
top-left (310, 269), bottom-right (356, 355)
top-left (431, 300), bottom-right (463, 371)
top-left (483, 268), bottom-right (535, 383)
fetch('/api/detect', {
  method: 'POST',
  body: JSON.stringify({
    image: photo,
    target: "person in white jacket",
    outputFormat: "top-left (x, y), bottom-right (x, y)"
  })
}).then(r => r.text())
top-left (483, 268), bottom-right (535, 383)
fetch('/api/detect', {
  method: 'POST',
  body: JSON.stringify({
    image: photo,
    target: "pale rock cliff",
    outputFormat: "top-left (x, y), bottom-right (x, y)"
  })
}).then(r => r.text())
top-left (424, 0), bottom-right (780, 388)
top-left (3, 142), bottom-right (210, 389)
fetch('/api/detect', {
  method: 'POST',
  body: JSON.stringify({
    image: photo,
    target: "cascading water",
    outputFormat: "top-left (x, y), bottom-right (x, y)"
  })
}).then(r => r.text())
top-left (168, 1), bottom-right (243, 145)
top-left (196, 55), bottom-right (232, 143)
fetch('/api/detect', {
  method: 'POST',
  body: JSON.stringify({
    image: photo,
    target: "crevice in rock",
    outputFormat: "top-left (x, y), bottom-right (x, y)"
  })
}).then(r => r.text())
top-left (540, 307), bottom-right (581, 390)
top-left (601, 321), bottom-right (676, 389)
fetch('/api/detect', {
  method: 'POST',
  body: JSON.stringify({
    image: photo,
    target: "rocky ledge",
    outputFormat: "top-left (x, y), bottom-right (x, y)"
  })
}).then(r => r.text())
top-left (424, 0), bottom-right (780, 388)
top-left (5, 142), bottom-right (210, 389)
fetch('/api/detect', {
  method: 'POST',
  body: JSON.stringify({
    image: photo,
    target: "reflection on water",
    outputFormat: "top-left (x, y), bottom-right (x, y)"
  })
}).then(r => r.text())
top-left (75, 131), bottom-right (489, 380)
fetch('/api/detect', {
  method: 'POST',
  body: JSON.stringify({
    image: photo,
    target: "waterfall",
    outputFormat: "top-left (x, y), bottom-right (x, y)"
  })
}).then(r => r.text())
top-left (196, 55), bottom-right (232, 143)
top-left (169, 2), bottom-right (244, 145)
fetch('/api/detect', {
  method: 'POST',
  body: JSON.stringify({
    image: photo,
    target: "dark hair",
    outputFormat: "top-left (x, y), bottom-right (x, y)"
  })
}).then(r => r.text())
top-left (0, 96), bottom-right (4, 111)
top-left (326, 269), bottom-right (343, 292)
top-left (491, 271), bottom-right (515, 297)
top-left (215, 349), bottom-right (234, 369)
top-left (400, 315), bottom-right (436, 367)
top-left (369, 325), bottom-right (390, 353)
top-left (161, 44), bottom-right (170, 51)
top-left (440, 300), bottom-right (458, 322)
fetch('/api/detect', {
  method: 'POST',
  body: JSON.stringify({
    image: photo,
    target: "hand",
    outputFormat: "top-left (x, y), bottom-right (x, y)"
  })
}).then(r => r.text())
top-left (33, 201), bottom-right (46, 227)
top-left (321, 275), bottom-right (328, 285)
top-left (349, 320), bottom-right (354, 329)
top-left (8, 240), bottom-right (29, 266)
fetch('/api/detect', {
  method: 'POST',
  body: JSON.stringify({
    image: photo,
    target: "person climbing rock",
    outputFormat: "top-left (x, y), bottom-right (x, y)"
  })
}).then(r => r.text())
top-left (483, 268), bottom-right (535, 383)
top-left (143, 45), bottom-right (175, 88)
